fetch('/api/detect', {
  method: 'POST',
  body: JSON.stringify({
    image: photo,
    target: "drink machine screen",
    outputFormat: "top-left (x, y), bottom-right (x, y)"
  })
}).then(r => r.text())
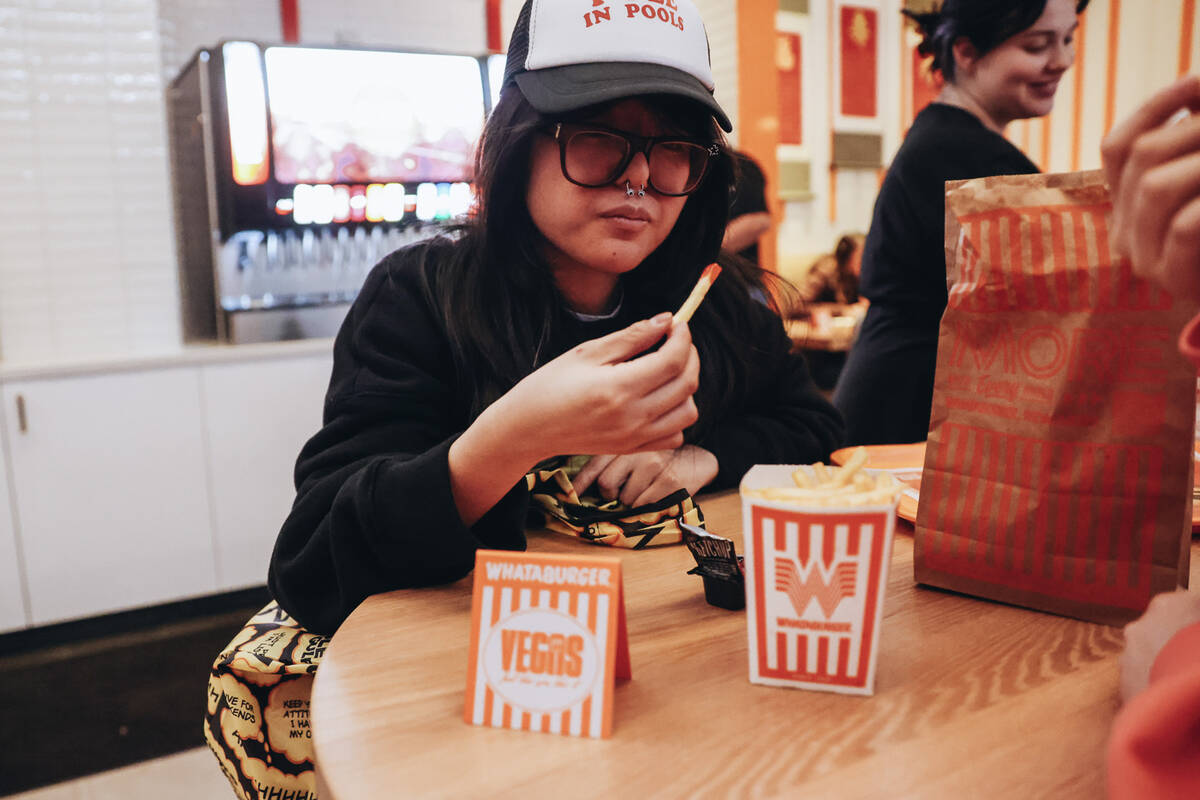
top-left (167, 42), bottom-right (489, 344)
top-left (262, 47), bottom-right (484, 185)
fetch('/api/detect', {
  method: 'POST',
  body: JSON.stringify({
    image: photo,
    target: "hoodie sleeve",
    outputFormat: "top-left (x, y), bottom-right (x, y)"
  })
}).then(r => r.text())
top-left (268, 243), bottom-right (528, 635)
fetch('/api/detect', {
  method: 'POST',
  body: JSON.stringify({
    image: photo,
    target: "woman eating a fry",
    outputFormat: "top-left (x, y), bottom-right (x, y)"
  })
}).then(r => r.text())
top-left (266, 0), bottom-right (843, 635)
top-left (833, 0), bottom-right (1089, 446)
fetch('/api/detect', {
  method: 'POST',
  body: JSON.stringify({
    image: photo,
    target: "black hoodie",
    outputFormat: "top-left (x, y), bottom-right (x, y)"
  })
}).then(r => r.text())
top-left (269, 238), bottom-right (843, 634)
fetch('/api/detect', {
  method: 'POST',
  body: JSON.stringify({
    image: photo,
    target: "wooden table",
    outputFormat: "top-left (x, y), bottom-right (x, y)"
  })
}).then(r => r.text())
top-left (311, 491), bottom-right (1200, 799)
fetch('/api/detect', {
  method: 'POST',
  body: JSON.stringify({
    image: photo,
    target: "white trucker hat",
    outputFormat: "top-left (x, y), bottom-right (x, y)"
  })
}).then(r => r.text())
top-left (501, 0), bottom-right (732, 132)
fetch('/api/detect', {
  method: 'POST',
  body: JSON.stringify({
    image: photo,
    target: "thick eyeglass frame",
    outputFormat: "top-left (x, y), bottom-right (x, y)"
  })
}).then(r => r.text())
top-left (549, 122), bottom-right (720, 197)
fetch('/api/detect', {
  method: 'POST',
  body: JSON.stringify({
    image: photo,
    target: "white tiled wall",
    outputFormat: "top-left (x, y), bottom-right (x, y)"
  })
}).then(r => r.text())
top-left (157, 0), bottom-right (280, 80)
top-left (0, 0), bottom-right (181, 364)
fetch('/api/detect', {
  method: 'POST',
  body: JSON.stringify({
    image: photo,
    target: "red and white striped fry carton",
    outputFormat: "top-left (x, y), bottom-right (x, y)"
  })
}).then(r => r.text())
top-left (741, 465), bottom-right (899, 695)
top-left (464, 550), bottom-right (630, 738)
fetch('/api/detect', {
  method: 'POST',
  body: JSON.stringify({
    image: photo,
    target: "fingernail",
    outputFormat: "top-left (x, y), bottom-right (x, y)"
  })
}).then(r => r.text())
top-left (649, 312), bottom-right (671, 326)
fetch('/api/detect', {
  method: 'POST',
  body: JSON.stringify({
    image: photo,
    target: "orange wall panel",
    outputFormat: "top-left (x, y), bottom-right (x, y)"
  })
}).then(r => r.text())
top-left (737, 0), bottom-right (780, 272)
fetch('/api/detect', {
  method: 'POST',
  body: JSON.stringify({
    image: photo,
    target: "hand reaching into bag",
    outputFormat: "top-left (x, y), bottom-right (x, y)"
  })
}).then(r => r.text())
top-left (1102, 75), bottom-right (1200, 299)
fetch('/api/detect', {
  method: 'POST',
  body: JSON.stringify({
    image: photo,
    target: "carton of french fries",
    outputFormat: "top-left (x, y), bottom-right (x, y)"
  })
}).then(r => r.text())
top-left (740, 449), bottom-right (901, 695)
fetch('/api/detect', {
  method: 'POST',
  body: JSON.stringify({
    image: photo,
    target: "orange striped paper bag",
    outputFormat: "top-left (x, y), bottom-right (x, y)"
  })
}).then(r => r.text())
top-left (916, 170), bottom-right (1194, 626)
top-left (741, 466), bottom-right (898, 695)
top-left (464, 550), bottom-right (630, 738)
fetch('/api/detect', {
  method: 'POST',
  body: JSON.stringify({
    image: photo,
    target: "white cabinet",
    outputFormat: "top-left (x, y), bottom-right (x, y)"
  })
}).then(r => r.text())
top-left (200, 354), bottom-right (331, 591)
top-left (2, 369), bottom-right (217, 625)
top-left (0, 425), bottom-right (28, 633)
top-left (0, 340), bottom-right (334, 628)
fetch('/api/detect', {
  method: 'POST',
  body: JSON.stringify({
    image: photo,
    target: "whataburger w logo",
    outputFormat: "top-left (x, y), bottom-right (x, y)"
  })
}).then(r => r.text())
top-left (743, 496), bottom-right (895, 694)
top-left (775, 558), bottom-right (857, 619)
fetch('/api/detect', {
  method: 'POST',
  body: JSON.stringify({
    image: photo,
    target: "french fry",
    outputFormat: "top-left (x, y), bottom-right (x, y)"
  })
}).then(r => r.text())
top-left (743, 460), bottom-right (903, 507)
top-left (831, 446), bottom-right (869, 487)
top-left (673, 263), bottom-right (722, 324)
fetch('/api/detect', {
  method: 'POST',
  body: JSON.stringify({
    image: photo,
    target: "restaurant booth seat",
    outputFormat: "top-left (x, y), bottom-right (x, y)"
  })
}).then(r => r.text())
top-left (203, 601), bottom-right (327, 800)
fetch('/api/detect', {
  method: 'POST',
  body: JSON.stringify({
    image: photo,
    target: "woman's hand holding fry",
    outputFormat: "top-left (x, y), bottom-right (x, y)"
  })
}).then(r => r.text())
top-left (450, 312), bottom-right (700, 525)
top-left (497, 312), bottom-right (700, 462)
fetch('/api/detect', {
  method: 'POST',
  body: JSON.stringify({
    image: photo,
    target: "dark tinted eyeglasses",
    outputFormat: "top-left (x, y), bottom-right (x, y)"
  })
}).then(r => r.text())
top-left (549, 122), bottom-right (718, 196)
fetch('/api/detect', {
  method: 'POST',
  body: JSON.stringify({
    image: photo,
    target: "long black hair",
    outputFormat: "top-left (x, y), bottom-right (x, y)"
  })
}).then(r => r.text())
top-left (418, 85), bottom-right (774, 441)
top-left (904, 0), bottom-right (1090, 82)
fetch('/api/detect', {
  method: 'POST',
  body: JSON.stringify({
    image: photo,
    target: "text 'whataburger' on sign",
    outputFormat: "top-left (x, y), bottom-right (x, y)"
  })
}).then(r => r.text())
top-left (484, 560), bottom-right (613, 587)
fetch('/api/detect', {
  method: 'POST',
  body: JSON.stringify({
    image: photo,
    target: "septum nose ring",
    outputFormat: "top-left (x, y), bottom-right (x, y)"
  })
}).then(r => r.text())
top-left (625, 181), bottom-right (646, 198)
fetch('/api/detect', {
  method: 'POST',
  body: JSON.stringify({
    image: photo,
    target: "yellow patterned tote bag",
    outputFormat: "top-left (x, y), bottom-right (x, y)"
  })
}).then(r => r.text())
top-left (526, 455), bottom-right (706, 548)
top-left (204, 601), bottom-right (328, 800)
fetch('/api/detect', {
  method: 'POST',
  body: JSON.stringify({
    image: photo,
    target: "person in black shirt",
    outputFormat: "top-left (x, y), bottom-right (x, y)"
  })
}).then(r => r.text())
top-left (833, 0), bottom-right (1089, 445)
top-left (268, 0), bottom-right (843, 634)
top-left (723, 149), bottom-right (771, 265)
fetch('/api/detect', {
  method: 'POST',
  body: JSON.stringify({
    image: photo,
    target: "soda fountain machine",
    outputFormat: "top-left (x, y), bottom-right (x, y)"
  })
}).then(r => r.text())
top-left (167, 42), bottom-right (491, 343)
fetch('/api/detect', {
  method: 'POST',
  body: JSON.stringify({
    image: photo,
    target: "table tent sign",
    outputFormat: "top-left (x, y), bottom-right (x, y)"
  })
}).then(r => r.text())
top-left (741, 465), bottom-right (898, 696)
top-left (464, 550), bottom-right (630, 738)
